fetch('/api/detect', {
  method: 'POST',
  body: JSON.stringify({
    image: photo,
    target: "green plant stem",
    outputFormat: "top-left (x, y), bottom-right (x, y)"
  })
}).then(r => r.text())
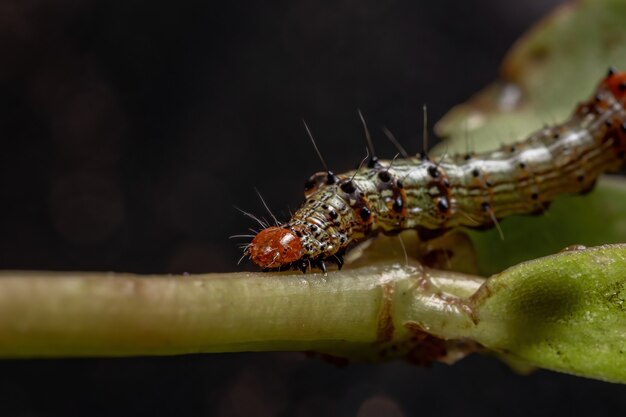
top-left (0, 265), bottom-right (483, 358)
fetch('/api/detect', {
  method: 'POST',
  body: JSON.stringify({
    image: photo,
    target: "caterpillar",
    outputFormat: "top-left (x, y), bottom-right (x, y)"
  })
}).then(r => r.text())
top-left (245, 68), bottom-right (626, 273)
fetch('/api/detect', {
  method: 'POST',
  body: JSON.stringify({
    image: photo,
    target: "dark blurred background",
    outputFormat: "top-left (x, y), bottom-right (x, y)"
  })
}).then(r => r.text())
top-left (3, 0), bottom-right (626, 416)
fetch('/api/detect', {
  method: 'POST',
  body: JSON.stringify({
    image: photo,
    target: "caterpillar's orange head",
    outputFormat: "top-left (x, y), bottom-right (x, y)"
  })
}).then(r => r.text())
top-left (249, 226), bottom-right (303, 269)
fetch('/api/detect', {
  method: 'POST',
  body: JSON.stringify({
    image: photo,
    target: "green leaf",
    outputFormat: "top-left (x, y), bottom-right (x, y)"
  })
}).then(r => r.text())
top-left (465, 244), bottom-right (626, 383)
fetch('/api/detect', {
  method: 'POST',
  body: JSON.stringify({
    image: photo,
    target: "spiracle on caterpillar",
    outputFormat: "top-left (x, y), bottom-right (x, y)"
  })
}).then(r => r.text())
top-left (243, 68), bottom-right (626, 274)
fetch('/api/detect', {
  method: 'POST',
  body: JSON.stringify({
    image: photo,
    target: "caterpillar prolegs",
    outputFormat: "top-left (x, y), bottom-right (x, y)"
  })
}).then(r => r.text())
top-left (246, 68), bottom-right (626, 273)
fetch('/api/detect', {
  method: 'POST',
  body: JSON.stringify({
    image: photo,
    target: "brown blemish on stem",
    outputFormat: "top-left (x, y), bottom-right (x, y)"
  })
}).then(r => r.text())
top-left (403, 321), bottom-right (481, 366)
top-left (376, 281), bottom-right (395, 343)
top-left (466, 278), bottom-right (498, 325)
top-left (403, 321), bottom-right (448, 366)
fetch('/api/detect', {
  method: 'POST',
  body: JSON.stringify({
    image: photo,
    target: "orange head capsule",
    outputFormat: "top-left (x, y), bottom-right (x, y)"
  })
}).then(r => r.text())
top-left (249, 226), bottom-right (303, 269)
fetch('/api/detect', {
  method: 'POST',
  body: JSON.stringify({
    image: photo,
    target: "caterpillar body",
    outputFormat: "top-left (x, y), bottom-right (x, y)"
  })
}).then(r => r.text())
top-left (247, 69), bottom-right (626, 273)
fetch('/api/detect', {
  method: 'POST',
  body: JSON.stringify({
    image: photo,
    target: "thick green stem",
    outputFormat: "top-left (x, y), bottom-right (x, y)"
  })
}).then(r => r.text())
top-left (0, 264), bottom-right (483, 358)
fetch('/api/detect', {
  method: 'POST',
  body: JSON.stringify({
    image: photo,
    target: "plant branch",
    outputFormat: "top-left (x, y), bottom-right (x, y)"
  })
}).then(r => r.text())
top-left (0, 263), bottom-right (483, 360)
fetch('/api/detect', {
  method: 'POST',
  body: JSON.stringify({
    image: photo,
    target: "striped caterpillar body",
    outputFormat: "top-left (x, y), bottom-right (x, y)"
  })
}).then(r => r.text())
top-left (247, 69), bottom-right (626, 273)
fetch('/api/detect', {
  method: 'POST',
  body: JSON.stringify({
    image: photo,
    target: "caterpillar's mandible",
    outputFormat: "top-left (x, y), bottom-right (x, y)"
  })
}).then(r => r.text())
top-left (247, 68), bottom-right (626, 273)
